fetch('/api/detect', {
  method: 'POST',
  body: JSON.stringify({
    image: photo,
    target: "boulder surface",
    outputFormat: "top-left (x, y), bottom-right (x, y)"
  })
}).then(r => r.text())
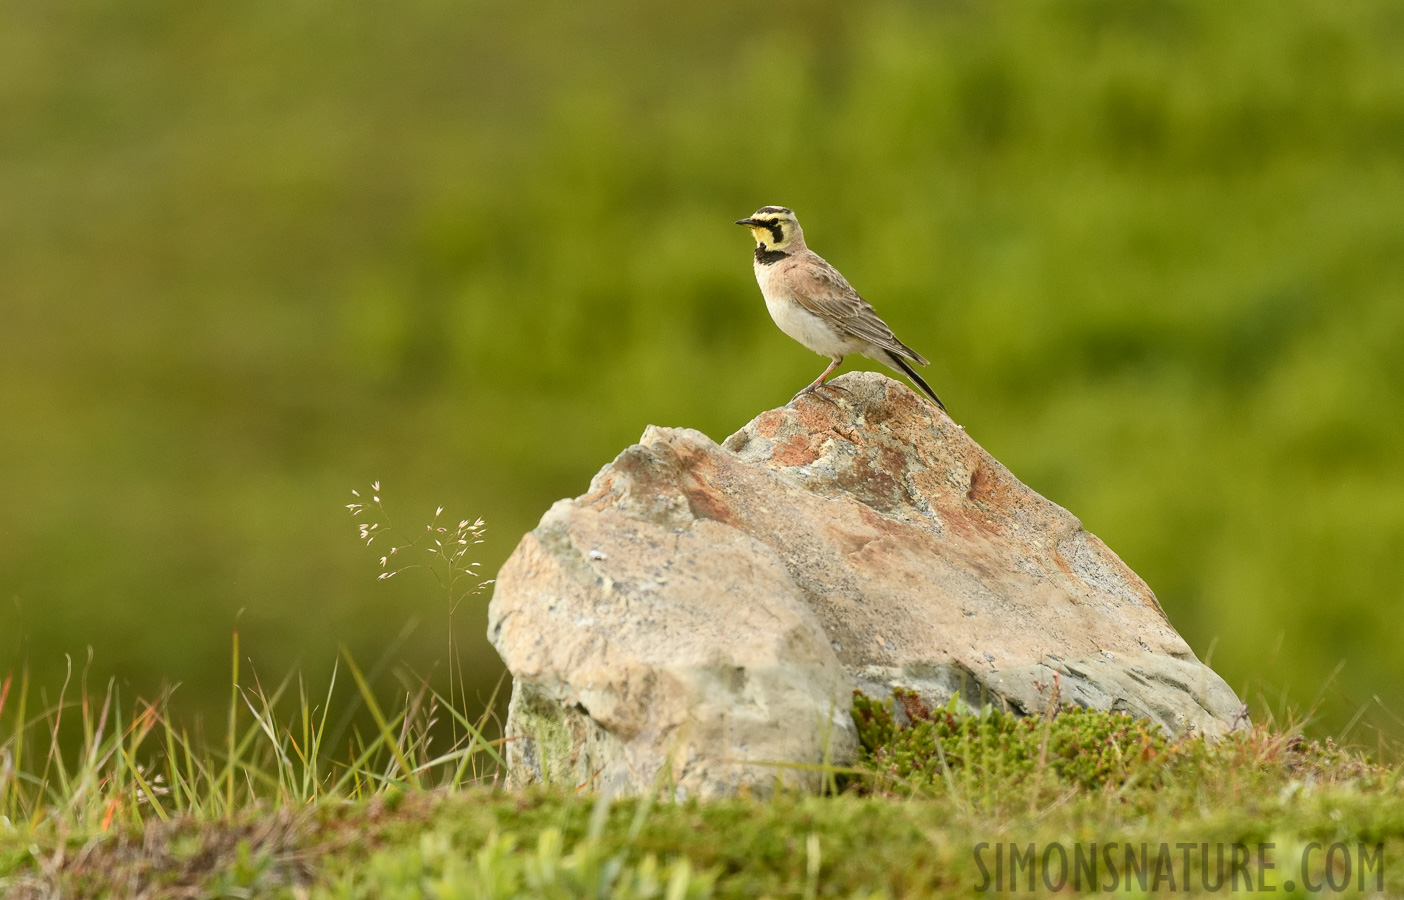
top-left (488, 372), bottom-right (1241, 797)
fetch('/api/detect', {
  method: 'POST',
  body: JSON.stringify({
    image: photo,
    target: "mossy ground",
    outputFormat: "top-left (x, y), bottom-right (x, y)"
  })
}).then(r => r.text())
top-left (4, 699), bottom-right (1402, 898)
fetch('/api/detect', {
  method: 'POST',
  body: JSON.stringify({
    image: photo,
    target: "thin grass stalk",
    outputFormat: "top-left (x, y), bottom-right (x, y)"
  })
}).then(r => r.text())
top-left (226, 631), bottom-right (240, 812)
top-left (435, 682), bottom-right (507, 777)
top-left (117, 742), bottom-right (168, 824)
top-left (9, 668), bottom-right (30, 821)
top-left (243, 687), bottom-right (293, 804)
top-left (244, 667), bottom-right (301, 804)
top-left (40, 659), bottom-right (75, 812)
top-left (162, 714), bottom-right (191, 814)
top-left (0, 672), bottom-right (13, 818)
top-left (292, 674), bottom-right (313, 802)
top-left (341, 648), bottom-right (422, 790)
top-left (296, 662), bottom-right (339, 803)
top-left (328, 717), bottom-right (407, 797)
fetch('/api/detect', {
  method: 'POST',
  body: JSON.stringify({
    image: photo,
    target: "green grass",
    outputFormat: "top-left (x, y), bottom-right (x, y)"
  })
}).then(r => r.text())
top-left (0, 644), bottom-right (506, 834)
top-left (4, 665), bottom-right (1402, 898)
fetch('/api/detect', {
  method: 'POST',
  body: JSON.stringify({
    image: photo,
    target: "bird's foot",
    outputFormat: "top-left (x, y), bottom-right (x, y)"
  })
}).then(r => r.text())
top-left (789, 382), bottom-right (845, 407)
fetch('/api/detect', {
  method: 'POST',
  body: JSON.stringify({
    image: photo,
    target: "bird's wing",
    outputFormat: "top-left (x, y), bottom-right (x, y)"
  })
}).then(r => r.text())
top-left (786, 252), bottom-right (929, 365)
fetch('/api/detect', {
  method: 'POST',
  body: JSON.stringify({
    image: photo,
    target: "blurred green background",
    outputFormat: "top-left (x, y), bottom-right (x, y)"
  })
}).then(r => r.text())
top-left (3, 0), bottom-right (1403, 739)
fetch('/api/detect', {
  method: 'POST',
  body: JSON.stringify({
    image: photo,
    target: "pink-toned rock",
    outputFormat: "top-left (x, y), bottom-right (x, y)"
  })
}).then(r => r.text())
top-left (488, 372), bottom-right (1241, 797)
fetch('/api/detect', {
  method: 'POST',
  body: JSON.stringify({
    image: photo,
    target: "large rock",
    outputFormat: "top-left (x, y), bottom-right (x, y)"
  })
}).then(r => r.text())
top-left (488, 372), bottom-right (1241, 798)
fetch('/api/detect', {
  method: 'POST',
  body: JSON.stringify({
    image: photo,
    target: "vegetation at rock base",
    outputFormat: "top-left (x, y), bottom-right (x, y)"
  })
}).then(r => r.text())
top-left (3, 676), bottom-right (1402, 898)
top-left (851, 685), bottom-right (1386, 795)
top-left (852, 688), bottom-right (1174, 795)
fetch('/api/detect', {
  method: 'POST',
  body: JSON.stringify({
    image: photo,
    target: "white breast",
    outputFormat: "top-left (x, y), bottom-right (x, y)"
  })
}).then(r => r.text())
top-left (754, 259), bottom-right (862, 358)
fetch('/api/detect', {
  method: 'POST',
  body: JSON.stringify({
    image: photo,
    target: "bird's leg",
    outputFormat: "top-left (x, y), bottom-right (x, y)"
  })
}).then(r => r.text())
top-left (791, 357), bottom-right (845, 404)
top-left (808, 356), bottom-right (844, 391)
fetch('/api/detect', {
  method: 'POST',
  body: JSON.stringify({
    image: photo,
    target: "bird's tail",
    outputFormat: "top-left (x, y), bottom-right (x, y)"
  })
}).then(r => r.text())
top-left (886, 352), bottom-right (946, 412)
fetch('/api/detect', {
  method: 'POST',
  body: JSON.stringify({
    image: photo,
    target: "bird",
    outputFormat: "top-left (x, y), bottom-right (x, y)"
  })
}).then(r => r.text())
top-left (735, 206), bottom-right (945, 411)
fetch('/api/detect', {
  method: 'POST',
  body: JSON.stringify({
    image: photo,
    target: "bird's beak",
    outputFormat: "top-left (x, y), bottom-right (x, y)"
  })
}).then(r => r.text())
top-left (735, 218), bottom-right (761, 227)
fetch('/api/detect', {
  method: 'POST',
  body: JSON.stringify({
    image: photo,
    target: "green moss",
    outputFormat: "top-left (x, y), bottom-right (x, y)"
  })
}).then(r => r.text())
top-left (852, 688), bottom-right (1169, 795)
top-left (509, 683), bottom-right (582, 787)
top-left (312, 826), bottom-right (718, 900)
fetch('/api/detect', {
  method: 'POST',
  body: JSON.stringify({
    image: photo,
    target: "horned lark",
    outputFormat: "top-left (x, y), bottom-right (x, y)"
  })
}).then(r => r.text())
top-left (735, 206), bottom-right (945, 411)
